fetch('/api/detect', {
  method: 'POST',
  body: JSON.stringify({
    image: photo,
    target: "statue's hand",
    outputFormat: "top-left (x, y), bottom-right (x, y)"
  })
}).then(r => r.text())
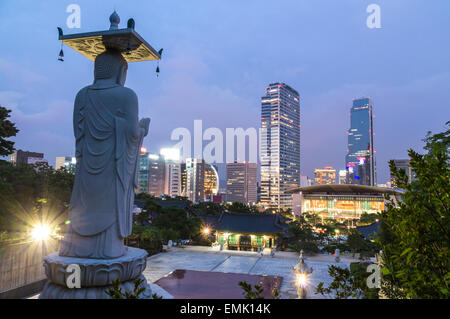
top-left (139, 118), bottom-right (151, 136)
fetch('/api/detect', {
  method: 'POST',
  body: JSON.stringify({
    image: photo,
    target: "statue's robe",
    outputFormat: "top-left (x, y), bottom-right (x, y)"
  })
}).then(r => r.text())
top-left (59, 84), bottom-right (146, 259)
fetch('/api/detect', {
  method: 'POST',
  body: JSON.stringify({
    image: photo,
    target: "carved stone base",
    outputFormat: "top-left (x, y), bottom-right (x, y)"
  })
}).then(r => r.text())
top-left (39, 274), bottom-right (152, 299)
top-left (39, 246), bottom-right (153, 299)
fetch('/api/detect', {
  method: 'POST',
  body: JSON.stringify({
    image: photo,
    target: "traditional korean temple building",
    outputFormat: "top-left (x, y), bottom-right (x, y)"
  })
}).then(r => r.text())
top-left (215, 212), bottom-right (289, 251)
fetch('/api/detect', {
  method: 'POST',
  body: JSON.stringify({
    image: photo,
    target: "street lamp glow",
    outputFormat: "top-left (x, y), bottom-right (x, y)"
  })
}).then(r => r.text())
top-left (297, 273), bottom-right (308, 287)
top-left (203, 227), bottom-right (210, 236)
top-left (31, 224), bottom-right (51, 241)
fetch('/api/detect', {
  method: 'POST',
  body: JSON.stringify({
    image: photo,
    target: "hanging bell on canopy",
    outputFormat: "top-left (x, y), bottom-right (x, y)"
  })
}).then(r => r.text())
top-left (58, 48), bottom-right (64, 62)
top-left (125, 41), bottom-right (131, 55)
top-left (156, 65), bottom-right (160, 77)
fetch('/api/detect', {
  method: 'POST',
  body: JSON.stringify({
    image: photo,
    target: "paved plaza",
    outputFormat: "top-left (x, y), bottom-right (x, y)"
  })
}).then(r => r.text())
top-left (143, 247), bottom-right (361, 299)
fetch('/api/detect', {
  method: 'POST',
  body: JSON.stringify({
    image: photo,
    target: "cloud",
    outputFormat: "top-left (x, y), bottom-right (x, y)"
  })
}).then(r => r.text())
top-left (0, 90), bottom-right (25, 108)
top-left (139, 54), bottom-right (258, 155)
top-left (0, 58), bottom-right (48, 85)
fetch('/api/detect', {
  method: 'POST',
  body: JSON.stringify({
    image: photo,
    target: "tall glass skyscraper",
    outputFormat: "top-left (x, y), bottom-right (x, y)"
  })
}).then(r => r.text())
top-left (345, 97), bottom-right (376, 186)
top-left (260, 83), bottom-right (300, 211)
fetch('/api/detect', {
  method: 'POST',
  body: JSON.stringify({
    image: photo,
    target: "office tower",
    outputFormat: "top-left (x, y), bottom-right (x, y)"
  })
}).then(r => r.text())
top-left (338, 169), bottom-right (347, 184)
top-left (204, 164), bottom-right (219, 199)
top-left (148, 154), bottom-right (166, 197)
top-left (55, 156), bottom-right (76, 173)
top-left (137, 148), bottom-right (165, 196)
top-left (314, 166), bottom-right (336, 185)
top-left (164, 162), bottom-right (181, 197)
top-left (226, 161), bottom-right (258, 204)
top-left (260, 83), bottom-right (300, 210)
top-left (137, 148), bottom-right (150, 194)
top-left (161, 148), bottom-right (182, 198)
top-left (391, 159), bottom-right (415, 186)
top-left (257, 182), bottom-right (261, 203)
top-left (180, 162), bottom-right (187, 197)
top-left (185, 158), bottom-right (205, 203)
top-left (345, 97), bottom-right (376, 186)
top-left (9, 150), bottom-right (44, 165)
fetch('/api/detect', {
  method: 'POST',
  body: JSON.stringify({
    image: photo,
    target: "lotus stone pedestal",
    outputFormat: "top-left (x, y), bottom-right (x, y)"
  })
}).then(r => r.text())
top-left (39, 246), bottom-right (152, 299)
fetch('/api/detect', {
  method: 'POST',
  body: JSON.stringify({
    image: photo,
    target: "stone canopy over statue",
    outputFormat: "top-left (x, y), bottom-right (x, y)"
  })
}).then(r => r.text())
top-left (39, 11), bottom-right (162, 299)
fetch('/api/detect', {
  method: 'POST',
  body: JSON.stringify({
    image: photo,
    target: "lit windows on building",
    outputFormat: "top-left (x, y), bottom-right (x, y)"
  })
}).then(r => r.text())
top-left (137, 150), bottom-right (165, 196)
top-left (204, 164), bottom-right (219, 199)
top-left (288, 184), bottom-right (402, 222)
top-left (185, 158), bottom-right (205, 203)
top-left (314, 166), bottom-right (336, 185)
top-left (260, 83), bottom-right (301, 211)
top-left (55, 156), bottom-right (76, 173)
top-left (345, 97), bottom-right (376, 186)
top-left (226, 161), bottom-right (258, 204)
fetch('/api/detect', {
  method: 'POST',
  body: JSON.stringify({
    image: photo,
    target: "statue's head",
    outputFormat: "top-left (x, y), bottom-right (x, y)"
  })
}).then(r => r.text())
top-left (94, 49), bottom-right (128, 86)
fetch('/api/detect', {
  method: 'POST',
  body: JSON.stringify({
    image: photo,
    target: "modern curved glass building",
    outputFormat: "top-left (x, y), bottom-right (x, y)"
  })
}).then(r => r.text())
top-left (287, 184), bottom-right (403, 221)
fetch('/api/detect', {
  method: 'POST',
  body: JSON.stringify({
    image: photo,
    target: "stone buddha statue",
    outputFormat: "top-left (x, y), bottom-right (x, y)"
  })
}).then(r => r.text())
top-left (59, 48), bottom-right (150, 259)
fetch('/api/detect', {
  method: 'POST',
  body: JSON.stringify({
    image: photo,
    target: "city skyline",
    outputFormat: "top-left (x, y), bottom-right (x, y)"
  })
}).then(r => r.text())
top-left (1, 1), bottom-right (449, 184)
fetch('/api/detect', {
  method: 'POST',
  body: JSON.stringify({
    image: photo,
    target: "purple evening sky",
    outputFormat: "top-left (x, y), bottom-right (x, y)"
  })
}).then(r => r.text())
top-left (0, 0), bottom-right (449, 184)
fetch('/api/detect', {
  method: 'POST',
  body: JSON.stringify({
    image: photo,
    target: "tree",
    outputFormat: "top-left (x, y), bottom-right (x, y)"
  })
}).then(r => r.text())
top-left (347, 229), bottom-right (366, 257)
top-left (377, 122), bottom-right (450, 298)
top-left (0, 106), bottom-right (19, 156)
top-left (316, 263), bottom-right (379, 299)
top-left (238, 281), bottom-right (280, 299)
top-left (0, 161), bottom-right (74, 236)
top-left (192, 202), bottom-right (223, 216)
top-left (358, 212), bottom-right (379, 226)
top-left (225, 202), bottom-right (259, 214)
top-left (105, 278), bottom-right (146, 299)
top-left (316, 265), bottom-right (363, 299)
top-left (288, 215), bottom-right (319, 253)
top-left (152, 206), bottom-right (202, 240)
top-left (128, 226), bottom-right (163, 255)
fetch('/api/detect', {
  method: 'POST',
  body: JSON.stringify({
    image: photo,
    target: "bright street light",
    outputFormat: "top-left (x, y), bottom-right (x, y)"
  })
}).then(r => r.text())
top-left (31, 224), bottom-right (51, 241)
top-left (297, 273), bottom-right (308, 287)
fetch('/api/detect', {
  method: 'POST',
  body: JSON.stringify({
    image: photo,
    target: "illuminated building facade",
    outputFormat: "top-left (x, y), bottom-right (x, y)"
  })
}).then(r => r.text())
top-left (204, 164), bottom-right (220, 199)
top-left (260, 83), bottom-right (301, 211)
top-left (226, 161), bottom-right (258, 204)
top-left (137, 148), bottom-right (166, 196)
top-left (10, 150), bottom-right (44, 165)
top-left (137, 148), bottom-right (150, 194)
top-left (288, 184), bottom-right (402, 222)
top-left (185, 158), bottom-right (205, 203)
top-left (345, 97), bottom-right (376, 186)
top-left (148, 154), bottom-right (166, 196)
top-left (161, 148), bottom-right (182, 197)
top-left (314, 166), bottom-right (336, 185)
top-left (55, 156), bottom-right (77, 173)
top-left (338, 169), bottom-right (347, 184)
